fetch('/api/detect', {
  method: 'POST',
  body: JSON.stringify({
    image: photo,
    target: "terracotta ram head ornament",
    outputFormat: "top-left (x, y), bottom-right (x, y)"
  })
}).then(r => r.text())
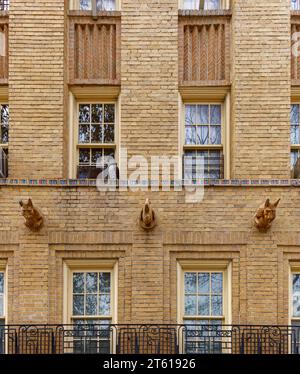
top-left (19, 198), bottom-right (43, 231)
top-left (139, 198), bottom-right (157, 231)
top-left (254, 198), bottom-right (280, 233)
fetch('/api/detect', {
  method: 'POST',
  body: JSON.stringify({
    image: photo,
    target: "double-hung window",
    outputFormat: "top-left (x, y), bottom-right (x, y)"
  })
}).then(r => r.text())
top-left (71, 270), bottom-right (113, 353)
top-left (291, 272), bottom-right (300, 353)
top-left (291, 104), bottom-right (300, 178)
top-left (77, 102), bottom-right (116, 179)
top-left (180, 0), bottom-right (228, 10)
top-left (183, 103), bottom-right (223, 180)
top-left (182, 270), bottom-right (227, 354)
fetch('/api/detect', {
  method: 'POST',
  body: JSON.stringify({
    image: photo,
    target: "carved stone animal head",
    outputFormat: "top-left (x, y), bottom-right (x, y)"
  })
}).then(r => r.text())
top-left (139, 198), bottom-right (157, 231)
top-left (19, 199), bottom-right (43, 231)
top-left (254, 198), bottom-right (280, 232)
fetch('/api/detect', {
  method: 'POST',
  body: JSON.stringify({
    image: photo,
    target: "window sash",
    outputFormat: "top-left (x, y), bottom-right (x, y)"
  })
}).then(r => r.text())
top-left (183, 271), bottom-right (224, 319)
top-left (71, 271), bottom-right (113, 320)
top-left (181, 0), bottom-right (224, 10)
top-left (0, 271), bottom-right (5, 319)
top-left (0, 103), bottom-right (8, 147)
top-left (292, 0), bottom-right (300, 10)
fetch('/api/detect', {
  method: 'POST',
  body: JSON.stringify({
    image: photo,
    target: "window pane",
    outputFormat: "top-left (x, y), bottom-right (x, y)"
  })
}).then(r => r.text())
top-left (0, 295), bottom-right (2, 316)
top-left (185, 105), bottom-right (196, 125)
top-left (1, 105), bottom-right (9, 144)
top-left (73, 273), bottom-right (84, 294)
top-left (294, 295), bottom-right (300, 317)
top-left (292, 0), bottom-right (300, 10)
top-left (86, 294), bottom-right (97, 315)
top-left (99, 295), bottom-right (111, 315)
top-left (91, 104), bottom-right (102, 123)
top-left (198, 105), bottom-right (209, 124)
top-left (211, 273), bottom-right (223, 293)
top-left (198, 273), bottom-right (210, 293)
top-left (79, 124), bottom-right (90, 143)
top-left (198, 295), bottom-right (210, 316)
top-left (99, 273), bottom-right (111, 293)
top-left (205, 0), bottom-right (220, 10)
top-left (291, 104), bottom-right (299, 124)
top-left (294, 275), bottom-right (300, 293)
top-left (73, 295), bottom-right (84, 316)
top-left (104, 124), bottom-right (115, 143)
top-left (91, 125), bottom-right (102, 143)
top-left (86, 273), bottom-right (98, 293)
top-left (291, 125), bottom-right (300, 145)
top-left (291, 150), bottom-right (299, 168)
top-left (197, 126), bottom-right (209, 145)
top-left (185, 273), bottom-right (197, 294)
top-left (185, 126), bottom-right (196, 145)
top-left (79, 149), bottom-right (90, 165)
top-left (80, 0), bottom-right (92, 10)
top-left (79, 104), bottom-right (90, 123)
top-left (98, 0), bottom-right (116, 11)
top-left (185, 295), bottom-right (197, 315)
top-left (91, 149), bottom-right (103, 165)
top-left (104, 104), bottom-right (115, 123)
top-left (210, 105), bottom-right (221, 125)
top-left (211, 295), bottom-right (222, 316)
top-left (210, 125), bottom-right (221, 145)
top-left (182, 0), bottom-right (199, 10)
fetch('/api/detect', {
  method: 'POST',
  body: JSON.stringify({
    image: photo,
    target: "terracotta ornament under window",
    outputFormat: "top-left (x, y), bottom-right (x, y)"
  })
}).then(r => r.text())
top-left (254, 198), bottom-right (280, 233)
top-left (139, 198), bottom-right (157, 231)
top-left (19, 198), bottom-right (43, 231)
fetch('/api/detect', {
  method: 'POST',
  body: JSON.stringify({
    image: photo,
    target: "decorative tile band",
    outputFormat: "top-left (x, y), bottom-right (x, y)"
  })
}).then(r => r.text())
top-left (0, 178), bottom-right (297, 187)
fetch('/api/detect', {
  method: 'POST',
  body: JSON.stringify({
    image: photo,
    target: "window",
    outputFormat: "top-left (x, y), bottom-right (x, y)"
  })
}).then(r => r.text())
top-left (291, 272), bottom-right (300, 353)
top-left (79, 0), bottom-right (117, 11)
top-left (77, 102), bottom-right (116, 179)
top-left (183, 103), bottom-right (223, 180)
top-left (0, 271), bottom-right (5, 354)
top-left (0, 104), bottom-right (8, 178)
top-left (0, 1), bottom-right (9, 11)
top-left (70, 270), bottom-right (113, 353)
top-left (291, 104), bottom-right (300, 178)
top-left (291, 0), bottom-right (300, 10)
top-left (180, 0), bottom-right (228, 10)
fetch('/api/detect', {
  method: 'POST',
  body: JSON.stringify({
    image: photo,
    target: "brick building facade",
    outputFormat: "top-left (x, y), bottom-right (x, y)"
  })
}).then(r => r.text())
top-left (0, 0), bottom-right (299, 354)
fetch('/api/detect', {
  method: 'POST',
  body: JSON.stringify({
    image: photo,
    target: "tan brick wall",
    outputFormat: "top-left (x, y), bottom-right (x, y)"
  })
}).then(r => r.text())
top-left (8, 0), bottom-right (66, 178)
top-left (232, 0), bottom-right (291, 179)
top-left (0, 0), bottom-right (298, 330)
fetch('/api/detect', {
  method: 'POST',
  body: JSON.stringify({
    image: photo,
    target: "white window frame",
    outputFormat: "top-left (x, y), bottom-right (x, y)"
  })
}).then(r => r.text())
top-left (69, 90), bottom-right (120, 179)
top-left (177, 261), bottom-right (231, 353)
top-left (63, 260), bottom-right (118, 353)
top-left (179, 0), bottom-right (230, 10)
top-left (181, 95), bottom-right (231, 179)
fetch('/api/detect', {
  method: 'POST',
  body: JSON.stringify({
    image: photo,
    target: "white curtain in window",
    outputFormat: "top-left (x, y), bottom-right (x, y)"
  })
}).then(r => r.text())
top-left (80, 0), bottom-right (92, 10)
top-left (97, 0), bottom-right (116, 10)
top-left (204, 0), bottom-right (220, 10)
top-left (182, 0), bottom-right (200, 10)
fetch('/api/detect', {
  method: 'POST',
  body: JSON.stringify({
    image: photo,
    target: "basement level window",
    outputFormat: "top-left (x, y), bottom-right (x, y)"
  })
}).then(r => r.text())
top-left (0, 1), bottom-right (8, 11)
top-left (180, 0), bottom-right (229, 10)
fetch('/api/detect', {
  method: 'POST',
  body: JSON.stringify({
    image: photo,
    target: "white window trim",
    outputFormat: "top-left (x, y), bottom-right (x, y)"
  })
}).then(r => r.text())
top-left (180, 94), bottom-right (231, 179)
top-left (68, 91), bottom-right (120, 179)
top-left (63, 259), bottom-right (118, 325)
top-left (177, 260), bottom-right (232, 325)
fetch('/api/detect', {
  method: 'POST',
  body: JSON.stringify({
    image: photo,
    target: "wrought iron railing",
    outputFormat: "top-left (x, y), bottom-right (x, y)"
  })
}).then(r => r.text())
top-left (0, 324), bottom-right (300, 354)
top-left (0, 1), bottom-right (8, 11)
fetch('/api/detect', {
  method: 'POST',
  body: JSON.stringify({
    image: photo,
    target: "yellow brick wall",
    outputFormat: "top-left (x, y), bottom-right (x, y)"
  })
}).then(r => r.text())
top-left (0, 0), bottom-right (298, 328)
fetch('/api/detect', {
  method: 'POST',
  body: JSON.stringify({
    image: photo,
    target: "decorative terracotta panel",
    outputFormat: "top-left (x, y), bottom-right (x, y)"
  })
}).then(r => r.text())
top-left (179, 12), bottom-right (231, 86)
top-left (68, 12), bottom-right (121, 85)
